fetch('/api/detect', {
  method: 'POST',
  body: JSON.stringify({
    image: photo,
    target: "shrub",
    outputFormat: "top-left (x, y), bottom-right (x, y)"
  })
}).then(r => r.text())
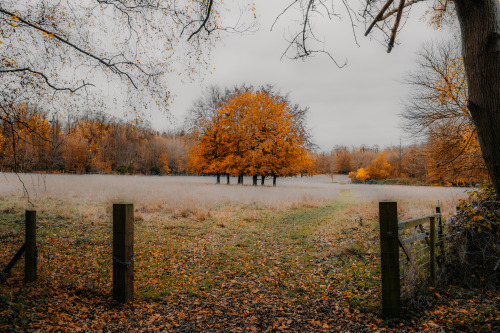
top-left (150, 166), bottom-right (160, 175)
top-left (444, 183), bottom-right (499, 289)
top-left (115, 165), bottom-right (134, 175)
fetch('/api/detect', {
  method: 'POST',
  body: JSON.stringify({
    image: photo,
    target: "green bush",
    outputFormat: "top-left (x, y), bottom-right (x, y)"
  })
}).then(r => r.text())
top-left (115, 165), bottom-right (134, 175)
top-left (150, 166), bottom-right (160, 175)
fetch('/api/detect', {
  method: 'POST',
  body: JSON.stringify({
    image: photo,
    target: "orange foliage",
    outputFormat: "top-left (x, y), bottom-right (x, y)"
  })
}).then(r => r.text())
top-left (348, 152), bottom-right (391, 183)
top-left (188, 89), bottom-right (313, 179)
top-left (159, 154), bottom-right (171, 175)
top-left (366, 152), bottom-right (391, 180)
top-left (425, 0), bottom-right (456, 29)
top-left (0, 104), bottom-right (51, 172)
top-left (0, 104), bottom-right (189, 175)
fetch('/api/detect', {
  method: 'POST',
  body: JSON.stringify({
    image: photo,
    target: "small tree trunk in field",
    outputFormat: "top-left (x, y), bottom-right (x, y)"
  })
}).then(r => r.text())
top-left (455, 0), bottom-right (500, 196)
top-left (261, 176), bottom-right (265, 185)
top-left (227, 174), bottom-right (230, 184)
top-left (216, 173), bottom-right (220, 184)
top-left (238, 174), bottom-right (243, 185)
top-left (252, 175), bottom-right (258, 186)
top-left (273, 175), bottom-right (277, 187)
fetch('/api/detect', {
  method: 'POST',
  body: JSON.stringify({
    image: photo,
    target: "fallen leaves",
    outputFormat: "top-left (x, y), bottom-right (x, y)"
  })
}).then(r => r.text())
top-left (0, 193), bottom-right (498, 332)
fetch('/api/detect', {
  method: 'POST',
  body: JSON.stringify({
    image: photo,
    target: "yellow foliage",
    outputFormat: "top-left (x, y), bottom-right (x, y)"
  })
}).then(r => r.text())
top-left (159, 154), bottom-right (171, 175)
top-left (348, 152), bottom-right (392, 183)
top-left (367, 152), bottom-right (391, 180)
top-left (357, 168), bottom-right (370, 183)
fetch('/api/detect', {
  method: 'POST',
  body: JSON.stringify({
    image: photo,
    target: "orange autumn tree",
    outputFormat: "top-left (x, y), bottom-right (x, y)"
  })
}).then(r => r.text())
top-left (188, 87), bottom-right (313, 185)
top-left (0, 103), bottom-right (51, 172)
top-left (349, 152), bottom-right (392, 183)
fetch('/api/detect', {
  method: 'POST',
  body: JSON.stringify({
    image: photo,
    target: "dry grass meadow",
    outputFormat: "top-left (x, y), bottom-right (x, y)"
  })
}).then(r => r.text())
top-left (3, 173), bottom-right (495, 332)
top-left (0, 173), bottom-right (467, 215)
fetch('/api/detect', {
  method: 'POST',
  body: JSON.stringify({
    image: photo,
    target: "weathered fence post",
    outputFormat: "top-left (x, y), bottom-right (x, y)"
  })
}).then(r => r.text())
top-left (429, 215), bottom-right (437, 285)
top-left (25, 210), bottom-right (37, 282)
top-left (379, 201), bottom-right (400, 317)
top-left (436, 205), bottom-right (444, 266)
top-left (113, 203), bottom-right (134, 303)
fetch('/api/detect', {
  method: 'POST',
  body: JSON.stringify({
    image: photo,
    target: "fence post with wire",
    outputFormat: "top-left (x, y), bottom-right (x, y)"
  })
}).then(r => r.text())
top-left (113, 202), bottom-right (134, 303)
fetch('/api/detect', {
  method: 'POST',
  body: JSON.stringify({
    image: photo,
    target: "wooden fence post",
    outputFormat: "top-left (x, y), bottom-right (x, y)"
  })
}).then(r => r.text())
top-left (436, 205), bottom-right (444, 266)
top-left (25, 210), bottom-right (37, 282)
top-left (113, 203), bottom-right (134, 303)
top-left (379, 201), bottom-right (400, 317)
top-left (429, 216), bottom-right (437, 285)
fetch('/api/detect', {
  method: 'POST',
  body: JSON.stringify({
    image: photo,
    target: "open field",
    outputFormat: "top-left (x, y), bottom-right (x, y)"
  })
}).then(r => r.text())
top-left (0, 173), bottom-right (467, 212)
top-left (1, 174), bottom-right (497, 332)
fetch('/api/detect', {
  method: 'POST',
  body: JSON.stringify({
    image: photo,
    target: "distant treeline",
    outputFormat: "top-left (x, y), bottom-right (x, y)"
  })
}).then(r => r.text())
top-left (313, 144), bottom-right (487, 186)
top-left (0, 104), bottom-right (190, 175)
top-left (0, 104), bottom-right (487, 186)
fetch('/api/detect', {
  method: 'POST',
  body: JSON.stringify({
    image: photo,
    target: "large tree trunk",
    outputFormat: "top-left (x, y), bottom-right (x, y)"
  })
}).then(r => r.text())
top-left (455, 0), bottom-right (500, 195)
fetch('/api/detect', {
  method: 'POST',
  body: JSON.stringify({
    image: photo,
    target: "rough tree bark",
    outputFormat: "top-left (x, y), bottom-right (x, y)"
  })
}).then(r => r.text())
top-left (455, 0), bottom-right (500, 196)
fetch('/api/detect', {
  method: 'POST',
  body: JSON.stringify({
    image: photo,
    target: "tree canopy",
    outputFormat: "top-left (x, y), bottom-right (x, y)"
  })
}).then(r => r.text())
top-left (188, 87), bottom-right (314, 183)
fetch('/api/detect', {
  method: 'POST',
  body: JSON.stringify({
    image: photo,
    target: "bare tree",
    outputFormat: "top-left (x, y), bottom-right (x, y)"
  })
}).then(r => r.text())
top-left (401, 40), bottom-right (486, 180)
top-left (403, 41), bottom-right (469, 136)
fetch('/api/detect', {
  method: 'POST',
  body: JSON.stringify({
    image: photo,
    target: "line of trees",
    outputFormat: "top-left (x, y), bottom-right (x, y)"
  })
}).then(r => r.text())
top-left (313, 142), bottom-right (487, 186)
top-left (0, 101), bottom-right (487, 187)
top-left (0, 104), bottom-right (189, 175)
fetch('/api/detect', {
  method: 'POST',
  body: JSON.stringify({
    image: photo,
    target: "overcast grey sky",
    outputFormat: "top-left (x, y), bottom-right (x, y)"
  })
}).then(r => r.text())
top-left (151, 1), bottom-right (451, 151)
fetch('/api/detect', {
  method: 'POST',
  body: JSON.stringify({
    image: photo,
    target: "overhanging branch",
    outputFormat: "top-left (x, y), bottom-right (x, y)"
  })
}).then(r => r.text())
top-left (0, 68), bottom-right (94, 92)
top-left (0, 6), bottom-right (154, 88)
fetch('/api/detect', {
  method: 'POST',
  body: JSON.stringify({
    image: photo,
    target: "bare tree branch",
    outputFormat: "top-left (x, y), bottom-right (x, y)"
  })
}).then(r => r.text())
top-left (381, 0), bottom-right (424, 21)
top-left (365, 0), bottom-right (395, 36)
top-left (0, 6), bottom-right (156, 88)
top-left (387, 0), bottom-right (406, 53)
top-left (188, 0), bottom-right (214, 41)
top-left (0, 68), bottom-right (93, 92)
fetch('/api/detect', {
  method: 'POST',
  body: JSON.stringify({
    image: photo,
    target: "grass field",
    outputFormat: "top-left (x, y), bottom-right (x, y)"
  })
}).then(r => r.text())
top-left (1, 174), bottom-right (497, 332)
